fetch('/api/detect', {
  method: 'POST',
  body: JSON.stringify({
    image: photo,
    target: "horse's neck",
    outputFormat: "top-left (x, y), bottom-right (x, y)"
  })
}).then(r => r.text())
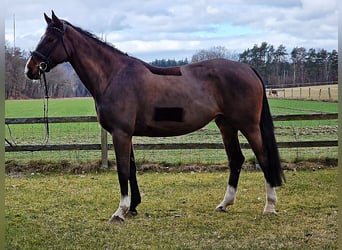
top-left (67, 30), bottom-right (124, 97)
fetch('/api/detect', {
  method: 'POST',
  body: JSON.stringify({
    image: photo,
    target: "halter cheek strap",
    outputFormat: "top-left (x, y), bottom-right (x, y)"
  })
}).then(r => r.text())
top-left (31, 22), bottom-right (70, 74)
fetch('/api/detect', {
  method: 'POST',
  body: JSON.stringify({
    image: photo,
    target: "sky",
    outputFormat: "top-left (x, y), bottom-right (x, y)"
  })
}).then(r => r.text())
top-left (4, 0), bottom-right (338, 62)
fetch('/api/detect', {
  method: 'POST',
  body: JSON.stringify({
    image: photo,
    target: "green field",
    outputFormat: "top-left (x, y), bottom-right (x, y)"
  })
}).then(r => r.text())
top-left (5, 169), bottom-right (337, 249)
top-left (5, 98), bottom-right (338, 165)
top-left (5, 98), bottom-right (96, 118)
top-left (5, 97), bottom-right (338, 117)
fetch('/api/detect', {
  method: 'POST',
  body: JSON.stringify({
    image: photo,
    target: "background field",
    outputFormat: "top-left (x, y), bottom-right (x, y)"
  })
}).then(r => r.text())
top-left (5, 93), bottom-right (338, 118)
top-left (267, 84), bottom-right (338, 101)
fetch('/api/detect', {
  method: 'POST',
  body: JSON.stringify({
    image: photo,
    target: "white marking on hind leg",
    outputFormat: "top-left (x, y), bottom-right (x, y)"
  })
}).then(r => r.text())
top-left (263, 182), bottom-right (278, 215)
top-left (109, 195), bottom-right (130, 222)
top-left (216, 185), bottom-right (237, 212)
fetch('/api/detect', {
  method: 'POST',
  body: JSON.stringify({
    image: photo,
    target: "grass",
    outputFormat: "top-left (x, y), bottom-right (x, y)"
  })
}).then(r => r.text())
top-left (5, 98), bottom-right (96, 118)
top-left (5, 98), bottom-right (338, 117)
top-left (268, 98), bottom-right (338, 114)
top-left (5, 168), bottom-right (337, 249)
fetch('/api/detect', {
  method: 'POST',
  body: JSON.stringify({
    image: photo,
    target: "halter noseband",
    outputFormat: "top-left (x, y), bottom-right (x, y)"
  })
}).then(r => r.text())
top-left (31, 22), bottom-right (70, 74)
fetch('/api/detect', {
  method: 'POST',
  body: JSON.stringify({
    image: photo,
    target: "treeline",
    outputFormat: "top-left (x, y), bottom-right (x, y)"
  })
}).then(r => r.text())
top-left (151, 43), bottom-right (338, 87)
top-left (5, 42), bottom-right (338, 99)
top-left (238, 42), bottom-right (338, 87)
top-left (5, 45), bottom-right (90, 99)
top-left (150, 58), bottom-right (189, 67)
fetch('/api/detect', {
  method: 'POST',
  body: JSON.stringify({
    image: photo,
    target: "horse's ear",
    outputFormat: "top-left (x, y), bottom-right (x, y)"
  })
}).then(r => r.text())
top-left (51, 10), bottom-right (63, 27)
top-left (44, 13), bottom-right (52, 24)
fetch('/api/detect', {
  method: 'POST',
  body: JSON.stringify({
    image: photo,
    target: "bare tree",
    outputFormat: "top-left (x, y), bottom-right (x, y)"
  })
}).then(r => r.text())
top-left (5, 45), bottom-right (26, 99)
top-left (191, 46), bottom-right (238, 63)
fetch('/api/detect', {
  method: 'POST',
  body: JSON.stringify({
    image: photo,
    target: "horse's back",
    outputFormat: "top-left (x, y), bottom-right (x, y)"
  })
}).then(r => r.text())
top-left (183, 58), bottom-right (263, 98)
top-left (183, 58), bottom-right (255, 79)
top-left (182, 58), bottom-right (264, 124)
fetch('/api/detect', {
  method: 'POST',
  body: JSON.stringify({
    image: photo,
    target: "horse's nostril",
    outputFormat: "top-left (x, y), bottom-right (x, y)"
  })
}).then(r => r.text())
top-left (25, 68), bottom-right (40, 80)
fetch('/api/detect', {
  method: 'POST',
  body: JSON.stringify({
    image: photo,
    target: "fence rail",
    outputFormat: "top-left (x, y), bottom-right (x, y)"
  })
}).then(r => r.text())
top-left (5, 114), bottom-right (338, 167)
top-left (266, 85), bottom-right (338, 101)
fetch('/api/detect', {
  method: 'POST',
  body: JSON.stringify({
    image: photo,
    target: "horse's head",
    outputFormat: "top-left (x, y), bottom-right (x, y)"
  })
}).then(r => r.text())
top-left (25, 11), bottom-right (70, 80)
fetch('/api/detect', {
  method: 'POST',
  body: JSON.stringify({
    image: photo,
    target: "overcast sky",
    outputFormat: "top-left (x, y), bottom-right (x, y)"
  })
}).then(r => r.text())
top-left (5, 0), bottom-right (338, 62)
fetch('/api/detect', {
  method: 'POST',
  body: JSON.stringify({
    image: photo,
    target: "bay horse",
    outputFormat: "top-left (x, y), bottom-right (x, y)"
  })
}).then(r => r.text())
top-left (25, 11), bottom-right (284, 222)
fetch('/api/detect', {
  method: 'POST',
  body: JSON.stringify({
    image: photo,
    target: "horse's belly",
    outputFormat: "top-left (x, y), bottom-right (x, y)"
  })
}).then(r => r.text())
top-left (134, 91), bottom-right (221, 136)
top-left (134, 117), bottom-right (213, 137)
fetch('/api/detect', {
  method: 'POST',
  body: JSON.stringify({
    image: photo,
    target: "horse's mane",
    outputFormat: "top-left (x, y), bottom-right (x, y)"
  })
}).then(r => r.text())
top-left (62, 21), bottom-right (182, 76)
top-left (64, 21), bottom-right (128, 57)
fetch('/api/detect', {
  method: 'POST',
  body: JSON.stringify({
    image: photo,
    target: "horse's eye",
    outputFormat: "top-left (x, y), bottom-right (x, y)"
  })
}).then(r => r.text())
top-left (46, 37), bottom-right (54, 43)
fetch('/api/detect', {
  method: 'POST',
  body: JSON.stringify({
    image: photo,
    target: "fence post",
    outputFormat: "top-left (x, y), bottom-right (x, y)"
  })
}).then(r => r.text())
top-left (101, 128), bottom-right (108, 168)
top-left (328, 88), bottom-right (331, 100)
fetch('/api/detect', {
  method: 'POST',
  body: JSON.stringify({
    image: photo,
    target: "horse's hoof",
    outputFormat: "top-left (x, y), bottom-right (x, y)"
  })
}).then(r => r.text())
top-left (108, 215), bottom-right (125, 223)
top-left (128, 210), bottom-right (138, 216)
top-left (215, 206), bottom-right (227, 213)
top-left (262, 210), bottom-right (278, 216)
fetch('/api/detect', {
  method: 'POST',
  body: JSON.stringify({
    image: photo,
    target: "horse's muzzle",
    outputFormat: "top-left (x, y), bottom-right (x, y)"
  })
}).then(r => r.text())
top-left (25, 67), bottom-right (41, 80)
top-left (25, 57), bottom-right (42, 80)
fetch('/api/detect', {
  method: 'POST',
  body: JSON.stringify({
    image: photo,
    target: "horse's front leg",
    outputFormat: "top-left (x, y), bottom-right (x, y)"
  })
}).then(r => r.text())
top-left (109, 131), bottom-right (132, 223)
top-left (263, 181), bottom-right (278, 215)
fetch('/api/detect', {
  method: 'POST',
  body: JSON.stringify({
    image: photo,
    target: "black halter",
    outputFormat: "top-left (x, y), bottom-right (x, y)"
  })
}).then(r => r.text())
top-left (30, 22), bottom-right (70, 74)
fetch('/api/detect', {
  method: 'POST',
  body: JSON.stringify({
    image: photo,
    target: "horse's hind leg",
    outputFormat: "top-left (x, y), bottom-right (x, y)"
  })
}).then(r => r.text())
top-left (241, 125), bottom-right (278, 215)
top-left (215, 118), bottom-right (245, 212)
top-left (128, 146), bottom-right (141, 216)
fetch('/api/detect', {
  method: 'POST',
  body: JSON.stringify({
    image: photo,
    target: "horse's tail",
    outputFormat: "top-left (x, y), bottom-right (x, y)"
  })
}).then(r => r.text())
top-left (252, 67), bottom-right (285, 187)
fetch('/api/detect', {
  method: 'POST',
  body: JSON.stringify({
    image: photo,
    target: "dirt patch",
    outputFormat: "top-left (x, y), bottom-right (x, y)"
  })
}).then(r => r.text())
top-left (281, 158), bottom-right (337, 171)
top-left (5, 158), bottom-right (337, 176)
top-left (5, 159), bottom-right (108, 176)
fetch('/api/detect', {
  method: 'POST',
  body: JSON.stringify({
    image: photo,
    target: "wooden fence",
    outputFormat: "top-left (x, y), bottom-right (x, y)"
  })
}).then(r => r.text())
top-left (266, 85), bottom-right (338, 101)
top-left (5, 114), bottom-right (338, 168)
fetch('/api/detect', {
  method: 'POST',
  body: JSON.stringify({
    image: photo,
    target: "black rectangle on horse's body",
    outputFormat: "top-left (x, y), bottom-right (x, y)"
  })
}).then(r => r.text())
top-left (154, 107), bottom-right (184, 122)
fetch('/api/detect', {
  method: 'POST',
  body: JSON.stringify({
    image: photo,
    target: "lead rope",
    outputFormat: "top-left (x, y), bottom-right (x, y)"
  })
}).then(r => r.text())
top-left (39, 63), bottom-right (50, 145)
top-left (5, 65), bottom-right (50, 150)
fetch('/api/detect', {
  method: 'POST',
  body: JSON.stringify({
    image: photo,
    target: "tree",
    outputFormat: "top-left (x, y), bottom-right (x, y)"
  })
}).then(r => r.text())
top-left (291, 47), bottom-right (306, 85)
top-left (316, 49), bottom-right (329, 81)
top-left (328, 50), bottom-right (338, 82)
top-left (239, 42), bottom-right (274, 83)
top-left (5, 45), bottom-right (27, 99)
top-left (191, 46), bottom-right (238, 63)
top-left (269, 44), bottom-right (288, 86)
top-left (5, 43), bottom-right (89, 99)
top-left (305, 48), bottom-right (318, 82)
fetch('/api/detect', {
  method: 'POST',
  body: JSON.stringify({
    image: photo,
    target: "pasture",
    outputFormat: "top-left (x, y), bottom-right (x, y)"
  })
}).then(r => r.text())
top-left (5, 169), bottom-right (337, 249)
top-left (5, 97), bottom-right (338, 248)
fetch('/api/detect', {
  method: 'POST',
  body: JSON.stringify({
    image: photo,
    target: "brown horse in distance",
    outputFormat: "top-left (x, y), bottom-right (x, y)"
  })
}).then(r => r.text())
top-left (25, 11), bottom-right (284, 222)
